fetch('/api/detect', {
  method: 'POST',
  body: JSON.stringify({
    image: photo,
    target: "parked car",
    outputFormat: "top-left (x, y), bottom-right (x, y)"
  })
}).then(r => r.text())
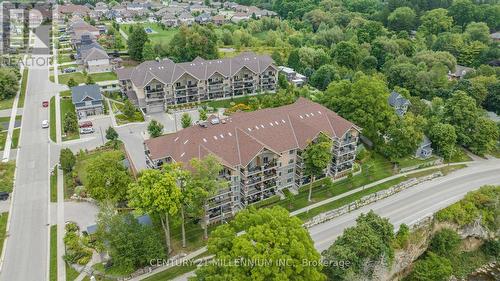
top-left (63, 67), bottom-right (76, 73)
top-left (0, 192), bottom-right (9, 201)
top-left (79, 121), bottom-right (93, 128)
top-left (80, 127), bottom-right (95, 134)
top-left (41, 120), bottom-right (49, 128)
top-left (42, 101), bottom-right (49, 107)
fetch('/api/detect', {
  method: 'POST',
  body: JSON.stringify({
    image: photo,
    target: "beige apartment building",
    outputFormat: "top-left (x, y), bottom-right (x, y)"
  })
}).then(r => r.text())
top-left (143, 98), bottom-right (361, 224)
top-left (116, 52), bottom-right (278, 113)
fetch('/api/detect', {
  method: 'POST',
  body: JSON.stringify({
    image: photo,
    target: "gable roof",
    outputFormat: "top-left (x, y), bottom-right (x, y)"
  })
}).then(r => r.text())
top-left (118, 52), bottom-right (276, 88)
top-left (71, 85), bottom-right (102, 103)
top-left (145, 98), bottom-right (360, 168)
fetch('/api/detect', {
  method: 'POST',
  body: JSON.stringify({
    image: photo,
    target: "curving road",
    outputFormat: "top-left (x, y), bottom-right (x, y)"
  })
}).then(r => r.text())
top-left (310, 159), bottom-right (500, 252)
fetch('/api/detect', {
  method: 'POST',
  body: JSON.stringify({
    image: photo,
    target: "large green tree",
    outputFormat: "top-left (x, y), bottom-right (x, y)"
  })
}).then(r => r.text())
top-left (0, 68), bottom-right (19, 100)
top-left (128, 169), bottom-right (182, 254)
top-left (127, 25), bottom-right (149, 61)
top-left (147, 119), bottom-right (164, 138)
top-left (320, 73), bottom-right (394, 146)
top-left (428, 123), bottom-right (457, 161)
top-left (169, 25), bottom-right (218, 62)
top-left (420, 9), bottom-right (453, 35)
top-left (85, 151), bottom-right (131, 202)
top-left (383, 113), bottom-right (426, 162)
top-left (410, 252), bottom-right (453, 281)
top-left (323, 211), bottom-right (394, 280)
top-left (59, 148), bottom-right (76, 173)
top-left (193, 206), bottom-right (326, 280)
top-left (302, 133), bottom-right (332, 202)
top-left (387, 7), bottom-right (417, 32)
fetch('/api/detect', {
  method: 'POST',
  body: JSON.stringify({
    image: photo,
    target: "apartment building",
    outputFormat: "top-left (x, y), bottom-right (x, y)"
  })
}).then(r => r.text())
top-left (116, 52), bottom-right (278, 113)
top-left (143, 98), bottom-right (360, 224)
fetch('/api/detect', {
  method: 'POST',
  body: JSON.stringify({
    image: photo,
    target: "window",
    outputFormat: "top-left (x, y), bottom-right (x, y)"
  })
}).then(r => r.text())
top-left (288, 159), bottom-right (294, 164)
top-left (263, 156), bottom-right (269, 163)
top-left (287, 178), bottom-right (293, 183)
top-left (289, 149), bottom-right (294, 155)
top-left (287, 168), bottom-right (293, 174)
top-left (176, 82), bottom-right (181, 87)
top-left (145, 85), bottom-right (151, 91)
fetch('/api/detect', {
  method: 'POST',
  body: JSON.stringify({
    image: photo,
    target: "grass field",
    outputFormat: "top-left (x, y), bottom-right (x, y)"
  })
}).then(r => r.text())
top-left (49, 225), bottom-right (57, 281)
top-left (121, 23), bottom-right (179, 44)
top-left (0, 212), bottom-right (8, 255)
top-left (0, 161), bottom-right (15, 193)
top-left (58, 54), bottom-right (74, 64)
top-left (58, 72), bottom-right (118, 85)
top-left (11, 128), bottom-right (20, 148)
top-left (204, 93), bottom-right (271, 109)
top-left (50, 97), bottom-right (56, 142)
top-left (397, 155), bottom-right (439, 169)
top-left (60, 98), bottom-right (79, 141)
top-left (66, 263), bottom-right (80, 281)
top-left (50, 169), bottom-right (57, 202)
top-left (18, 68), bottom-right (29, 108)
top-left (0, 131), bottom-right (6, 150)
top-left (0, 97), bottom-right (14, 110)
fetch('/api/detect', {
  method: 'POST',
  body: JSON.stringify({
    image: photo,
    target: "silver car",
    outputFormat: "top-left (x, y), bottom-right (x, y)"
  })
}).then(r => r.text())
top-left (80, 127), bottom-right (95, 134)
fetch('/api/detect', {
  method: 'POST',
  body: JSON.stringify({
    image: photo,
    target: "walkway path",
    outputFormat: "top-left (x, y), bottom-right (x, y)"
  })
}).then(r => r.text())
top-left (0, 109), bottom-right (23, 118)
top-left (119, 28), bottom-right (128, 41)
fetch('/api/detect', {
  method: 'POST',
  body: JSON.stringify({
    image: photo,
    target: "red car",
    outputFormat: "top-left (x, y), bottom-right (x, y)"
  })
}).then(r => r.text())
top-left (42, 101), bottom-right (49, 107)
top-left (79, 121), bottom-right (93, 128)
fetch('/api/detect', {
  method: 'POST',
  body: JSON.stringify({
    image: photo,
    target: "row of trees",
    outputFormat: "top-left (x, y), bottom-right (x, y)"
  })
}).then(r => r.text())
top-left (0, 68), bottom-right (20, 101)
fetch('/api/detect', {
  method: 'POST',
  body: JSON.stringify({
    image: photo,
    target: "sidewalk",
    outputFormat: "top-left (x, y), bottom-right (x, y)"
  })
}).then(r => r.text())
top-left (119, 28), bottom-right (129, 40)
top-left (2, 54), bottom-right (27, 162)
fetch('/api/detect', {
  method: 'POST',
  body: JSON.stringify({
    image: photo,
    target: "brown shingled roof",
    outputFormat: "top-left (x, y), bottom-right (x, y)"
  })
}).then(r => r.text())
top-left (145, 98), bottom-right (361, 168)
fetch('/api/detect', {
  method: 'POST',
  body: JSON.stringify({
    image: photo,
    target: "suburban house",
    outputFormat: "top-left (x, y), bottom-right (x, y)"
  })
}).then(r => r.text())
top-left (212, 15), bottom-right (227, 25)
top-left (195, 13), bottom-right (212, 24)
top-left (388, 91), bottom-right (411, 117)
top-left (143, 98), bottom-right (360, 223)
top-left (80, 45), bottom-right (112, 73)
top-left (116, 52), bottom-right (278, 113)
top-left (161, 13), bottom-right (179, 27)
top-left (178, 12), bottom-right (195, 25)
top-left (231, 12), bottom-right (250, 22)
top-left (278, 66), bottom-right (307, 87)
top-left (71, 85), bottom-right (105, 119)
top-left (415, 136), bottom-right (433, 159)
top-left (57, 4), bottom-right (91, 17)
top-left (448, 65), bottom-right (473, 80)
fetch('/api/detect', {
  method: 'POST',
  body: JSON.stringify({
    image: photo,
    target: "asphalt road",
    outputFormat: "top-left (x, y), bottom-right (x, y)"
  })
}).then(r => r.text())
top-left (310, 160), bottom-right (500, 252)
top-left (0, 49), bottom-right (53, 280)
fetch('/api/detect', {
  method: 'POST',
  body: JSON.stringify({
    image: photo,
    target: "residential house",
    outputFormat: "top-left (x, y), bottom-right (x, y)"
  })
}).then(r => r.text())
top-left (231, 12), bottom-right (250, 23)
top-left (57, 4), bottom-right (91, 17)
top-left (415, 136), bottom-right (433, 159)
top-left (71, 85), bottom-right (105, 119)
top-left (94, 2), bottom-right (109, 16)
top-left (212, 15), bottom-right (227, 26)
top-left (143, 98), bottom-right (361, 224)
top-left (80, 45), bottom-right (111, 73)
top-left (448, 65), bottom-right (473, 80)
top-left (278, 66), bottom-right (307, 87)
top-left (178, 12), bottom-right (195, 25)
top-left (116, 52), bottom-right (278, 113)
top-left (161, 13), bottom-right (179, 27)
top-left (388, 91), bottom-right (411, 117)
top-left (195, 13), bottom-right (212, 24)
top-left (189, 4), bottom-right (212, 14)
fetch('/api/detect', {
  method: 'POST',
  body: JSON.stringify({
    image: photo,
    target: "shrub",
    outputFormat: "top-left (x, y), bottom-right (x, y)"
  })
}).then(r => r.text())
top-left (429, 229), bottom-right (461, 257)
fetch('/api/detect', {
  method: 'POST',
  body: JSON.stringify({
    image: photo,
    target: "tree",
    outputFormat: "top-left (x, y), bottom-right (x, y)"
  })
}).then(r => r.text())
top-left (410, 252), bottom-right (452, 281)
top-left (309, 64), bottom-right (340, 90)
top-left (323, 211), bottom-right (394, 280)
top-left (428, 123), bottom-right (457, 161)
top-left (180, 113), bottom-right (192, 128)
top-left (96, 207), bottom-right (165, 273)
top-left (320, 74), bottom-right (394, 146)
top-left (105, 126), bottom-right (118, 141)
top-left (147, 119), bottom-right (164, 138)
top-left (128, 169), bottom-right (182, 254)
top-left (67, 77), bottom-right (78, 88)
top-left (332, 41), bottom-right (360, 69)
top-left (388, 7), bottom-right (416, 32)
top-left (469, 117), bottom-right (499, 156)
top-left (127, 25), bottom-right (149, 61)
top-left (85, 75), bottom-right (95, 85)
top-left (84, 151), bottom-right (131, 202)
top-left (448, 0), bottom-right (476, 27)
top-left (443, 91), bottom-right (479, 147)
top-left (277, 73), bottom-right (288, 89)
top-left (383, 113), bottom-right (426, 163)
top-left (464, 22), bottom-right (491, 44)
top-left (59, 148), bottom-right (76, 172)
top-left (169, 25), bottom-right (218, 62)
top-left (303, 133), bottom-right (332, 202)
top-left (420, 9), bottom-right (453, 35)
top-left (198, 109), bottom-right (207, 121)
top-left (189, 155), bottom-right (227, 240)
top-left (122, 100), bottom-right (136, 119)
top-left (0, 68), bottom-right (19, 100)
top-left (193, 206), bottom-right (326, 281)
top-left (429, 229), bottom-right (461, 257)
top-left (63, 111), bottom-right (78, 133)
top-left (142, 42), bottom-right (156, 61)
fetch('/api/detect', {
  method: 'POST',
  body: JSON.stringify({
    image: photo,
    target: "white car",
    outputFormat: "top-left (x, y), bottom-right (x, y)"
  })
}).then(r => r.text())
top-left (41, 120), bottom-right (49, 128)
top-left (80, 127), bottom-right (95, 134)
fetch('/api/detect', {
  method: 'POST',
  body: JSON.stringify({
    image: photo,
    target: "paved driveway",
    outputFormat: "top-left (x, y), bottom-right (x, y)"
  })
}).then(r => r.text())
top-left (64, 201), bottom-right (99, 231)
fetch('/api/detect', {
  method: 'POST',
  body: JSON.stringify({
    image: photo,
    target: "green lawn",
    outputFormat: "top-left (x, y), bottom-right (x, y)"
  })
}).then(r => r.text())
top-left (17, 68), bottom-right (29, 108)
top-left (142, 264), bottom-right (197, 281)
top-left (491, 143), bottom-right (500, 158)
top-left (58, 54), bottom-right (73, 64)
top-left (267, 151), bottom-right (393, 212)
top-left (448, 146), bottom-right (473, 163)
top-left (60, 98), bottom-right (79, 141)
top-left (0, 161), bottom-right (15, 193)
top-left (58, 72), bottom-right (118, 85)
top-left (60, 90), bottom-right (71, 97)
top-left (0, 212), bottom-right (8, 254)
top-left (121, 23), bottom-right (178, 44)
top-left (397, 155), bottom-right (439, 169)
top-left (11, 128), bottom-right (20, 148)
top-left (296, 164), bottom-right (466, 221)
top-left (50, 169), bottom-right (57, 202)
top-left (49, 225), bottom-right (57, 281)
top-left (0, 115), bottom-right (22, 130)
top-left (50, 97), bottom-right (56, 142)
top-left (0, 131), bottom-right (6, 150)
top-left (0, 97), bottom-right (14, 110)
top-left (66, 263), bottom-right (80, 281)
top-left (111, 101), bottom-right (144, 125)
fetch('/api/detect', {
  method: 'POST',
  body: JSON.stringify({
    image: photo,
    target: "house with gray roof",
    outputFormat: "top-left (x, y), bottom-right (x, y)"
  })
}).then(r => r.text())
top-left (116, 52), bottom-right (278, 113)
top-left (388, 91), bottom-right (411, 117)
top-left (415, 136), bottom-right (433, 159)
top-left (71, 85), bottom-right (104, 119)
top-left (448, 65), bottom-right (473, 80)
top-left (195, 12), bottom-right (212, 24)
